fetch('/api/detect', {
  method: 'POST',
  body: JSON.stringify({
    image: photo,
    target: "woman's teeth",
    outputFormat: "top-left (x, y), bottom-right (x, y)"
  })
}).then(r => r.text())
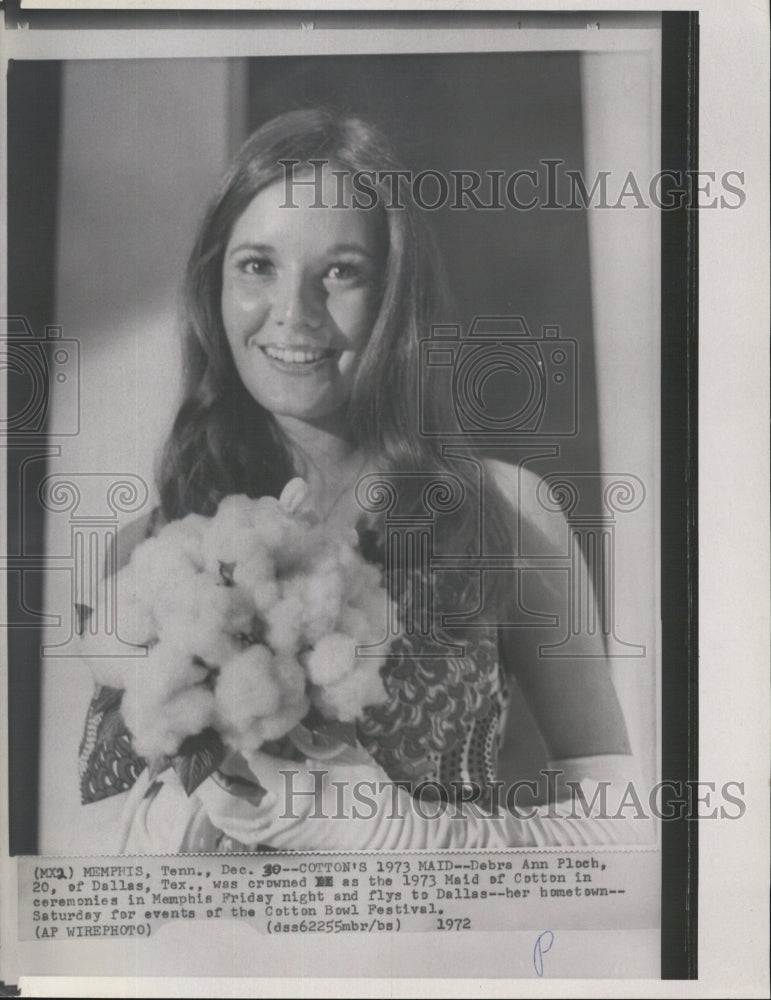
top-left (261, 345), bottom-right (334, 365)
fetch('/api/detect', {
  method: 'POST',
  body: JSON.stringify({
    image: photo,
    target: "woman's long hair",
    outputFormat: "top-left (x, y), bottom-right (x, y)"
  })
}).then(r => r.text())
top-left (157, 108), bottom-right (516, 612)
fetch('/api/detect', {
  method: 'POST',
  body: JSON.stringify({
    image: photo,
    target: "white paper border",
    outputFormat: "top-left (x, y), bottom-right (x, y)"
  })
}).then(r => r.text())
top-left (1, 1), bottom-right (768, 997)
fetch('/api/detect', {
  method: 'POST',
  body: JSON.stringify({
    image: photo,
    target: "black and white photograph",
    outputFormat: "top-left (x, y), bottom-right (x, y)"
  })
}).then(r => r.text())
top-left (1, 3), bottom-right (768, 996)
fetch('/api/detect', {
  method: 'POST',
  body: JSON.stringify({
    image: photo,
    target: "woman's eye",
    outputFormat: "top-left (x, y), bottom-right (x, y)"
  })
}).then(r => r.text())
top-left (324, 262), bottom-right (363, 283)
top-left (237, 257), bottom-right (274, 277)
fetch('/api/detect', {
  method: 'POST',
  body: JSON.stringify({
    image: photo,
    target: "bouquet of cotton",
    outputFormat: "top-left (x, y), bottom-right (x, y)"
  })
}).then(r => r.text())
top-left (86, 480), bottom-right (391, 795)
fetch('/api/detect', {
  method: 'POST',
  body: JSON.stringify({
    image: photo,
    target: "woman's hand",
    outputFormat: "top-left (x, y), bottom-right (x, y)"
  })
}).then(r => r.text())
top-left (193, 743), bottom-right (404, 851)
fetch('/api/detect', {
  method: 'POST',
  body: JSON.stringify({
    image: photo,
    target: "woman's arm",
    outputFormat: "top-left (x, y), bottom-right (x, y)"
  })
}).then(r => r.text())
top-left (482, 459), bottom-right (655, 847)
top-left (486, 457), bottom-right (633, 763)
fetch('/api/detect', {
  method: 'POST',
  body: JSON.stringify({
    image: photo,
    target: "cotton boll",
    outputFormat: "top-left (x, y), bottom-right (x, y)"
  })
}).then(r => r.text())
top-left (215, 645), bottom-right (309, 753)
top-left (202, 495), bottom-right (268, 573)
top-left (338, 604), bottom-right (375, 645)
top-left (120, 644), bottom-right (212, 757)
top-left (305, 632), bottom-right (357, 686)
top-left (119, 647), bottom-right (207, 747)
top-left (161, 572), bottom-right (233, 617)
top-left (154, 574), bottom-right (232, 651)
top-left (251, 579), bottom-right (280, 616)
top-left (215, 494), bottom-right (259, 526)
top-left (158, 513), bottom-right (209, 570)
top-left (201, 527), bottom-right (265, 577)
top-left (253, 697), bottom-right (309, 741)
top-left (144, 641), bottom-right (208, 695)
top-left (247, 496), bottom-right (292, 538)
top-left (328, 545), bottom-right (389, 627)
top-left (231, 720), bottom-right (264, 756)
top-left (266, 594), bottom-right (305, 653)
top-left (300, 566), bottom-right (344, 644)
top-left (87, 653), bottom-right (142, 691)
top-left (129, 534), bottom-right (200, 599)
top-left (158, 613), bottom-right (237, 668)
top-left (115, 591), bottom-right (158, 647)
top-left (114, 564), bottom-right (142, 608)
top-left (332, 533), bottom-right (380, 581)
top-left (272, 652), bottom-right (307, 703)
top-left (169, 683), bottom-right (215, 732)
top-left (349, 585), bottom-right (393, 649)
top-left (231, 544), bottom-right (273, 590)
top-left (336, 538), bottom-right (370, 574)
top-left (345, 559), bottom-right (384, 601)
top-left (249, 495), bottom-right (286, 519)
top-left (198, 631), bottom-right (243, 670)
top-left (214, 495), bottom-right (297, 566)
top-left (113, 564), bottom-right (159, 643)
top-left (312, 660), bottom-right (387, 722)
top-left (232, 550), bottom-right (280, 614)
top-left (128, 723), bottom-right (172, 759)
top-left (225, 585), bottom-right (259, 635)
top-left (339, 556), bottom-right (386, 615)
top-left (238, 696), bottom-right (310, 752)
top-left (156, 616), bottom-right (219, 664)
top-left (114, 561), bottom-right (140, 598)
top-left (126, 685), bottom-right (215, 759)
top-left (214, 645), bottom-right (283, 735)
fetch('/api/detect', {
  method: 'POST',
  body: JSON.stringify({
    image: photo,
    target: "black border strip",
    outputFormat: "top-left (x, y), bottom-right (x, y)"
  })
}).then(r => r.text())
top-left (660, 10), bottom-right (699, 981)
top-left (6, 60), bottom-right (62, 855)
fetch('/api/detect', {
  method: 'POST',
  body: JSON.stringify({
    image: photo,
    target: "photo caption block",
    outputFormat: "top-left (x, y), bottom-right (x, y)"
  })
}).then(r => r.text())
top-left (19, 849), bottom-right (659, 941)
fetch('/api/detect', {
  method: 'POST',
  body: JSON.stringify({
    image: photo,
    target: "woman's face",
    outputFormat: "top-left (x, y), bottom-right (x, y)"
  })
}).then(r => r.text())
top-left (221, 164), bottom-right (385, 429)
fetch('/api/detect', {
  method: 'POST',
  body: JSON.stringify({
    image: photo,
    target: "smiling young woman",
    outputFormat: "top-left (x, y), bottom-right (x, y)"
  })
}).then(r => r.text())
top-left (77, 108), bottom-right (650, 853)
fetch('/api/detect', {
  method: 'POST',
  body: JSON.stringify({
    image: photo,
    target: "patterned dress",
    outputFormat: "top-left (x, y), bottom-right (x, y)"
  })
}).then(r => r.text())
top-left (357, 609), bottom-right (508, 803)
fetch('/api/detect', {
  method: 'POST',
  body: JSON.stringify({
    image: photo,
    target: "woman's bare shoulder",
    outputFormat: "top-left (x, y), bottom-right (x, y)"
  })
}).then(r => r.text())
top-left (483, 457), bottom-right (542, 499)
top-left (482, 457), bottom-right (564, 549)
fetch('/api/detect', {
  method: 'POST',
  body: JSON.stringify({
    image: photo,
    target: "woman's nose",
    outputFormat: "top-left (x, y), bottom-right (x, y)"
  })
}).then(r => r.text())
top-left (274, 273), bottom-right (324, 330)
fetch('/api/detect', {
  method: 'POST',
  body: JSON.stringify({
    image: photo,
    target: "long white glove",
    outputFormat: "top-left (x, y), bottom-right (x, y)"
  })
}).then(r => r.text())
top-left (119, 745), bottom-right (655, 854)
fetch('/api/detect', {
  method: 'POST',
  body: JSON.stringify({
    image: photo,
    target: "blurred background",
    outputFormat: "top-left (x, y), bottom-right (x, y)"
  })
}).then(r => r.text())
top-left (6, 48), bottom-right (660, 853)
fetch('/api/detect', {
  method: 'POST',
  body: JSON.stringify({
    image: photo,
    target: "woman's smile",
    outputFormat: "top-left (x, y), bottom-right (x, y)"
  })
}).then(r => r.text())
top-left (256, 342), bottom-right (341, 372)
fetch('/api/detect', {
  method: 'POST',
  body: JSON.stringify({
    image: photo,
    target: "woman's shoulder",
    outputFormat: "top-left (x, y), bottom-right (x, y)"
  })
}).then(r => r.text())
top-left (483, 456), bottom-right (541, 502)
top-left (482, 457), bottom-right (564, 549)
